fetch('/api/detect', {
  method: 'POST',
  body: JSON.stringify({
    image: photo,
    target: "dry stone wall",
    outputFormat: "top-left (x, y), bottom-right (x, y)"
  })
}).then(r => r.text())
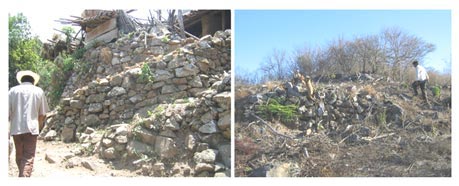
top-left (45, 29), bottom-right (231, 177)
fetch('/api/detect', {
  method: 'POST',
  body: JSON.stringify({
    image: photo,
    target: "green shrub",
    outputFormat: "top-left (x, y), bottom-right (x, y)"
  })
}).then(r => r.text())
top-left (400, 83), bottom-right (408, 89)
top-left (62, 56), bottom-right (75, 72)
top-left (72, 47), bottom-right (87, 59)
top-left (431, 86), bottom-right (441, 98)
top-left (161, 35), bottom-right (170, 43)
top-left (257, 98), bottom-right (299, 123)
top-left (138, 63), bottom-right (154, 83)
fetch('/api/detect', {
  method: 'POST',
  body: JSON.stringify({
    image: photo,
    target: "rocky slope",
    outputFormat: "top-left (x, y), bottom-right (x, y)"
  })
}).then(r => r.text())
top-left (235, 75), bottom-right (451, 177)
top-left (42, 29), bottom-right (231, 177)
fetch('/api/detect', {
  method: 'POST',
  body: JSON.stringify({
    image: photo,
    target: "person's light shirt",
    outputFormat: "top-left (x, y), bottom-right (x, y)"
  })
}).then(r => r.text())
top-left (9, 82), bottom-right (49, 135)
top-left (415, 65), bottom-right (429, 81)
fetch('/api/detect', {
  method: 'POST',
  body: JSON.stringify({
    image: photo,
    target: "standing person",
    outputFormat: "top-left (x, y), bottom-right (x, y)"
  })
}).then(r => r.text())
top-left (411, 61), bottom-right (430, 105)
top-left (9, 70), bottom-right (49, 177)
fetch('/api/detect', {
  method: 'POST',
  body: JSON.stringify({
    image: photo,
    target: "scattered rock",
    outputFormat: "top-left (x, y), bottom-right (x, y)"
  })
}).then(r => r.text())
top-left (44, 130), bottom-right (58, 141)
top-left (81, 160), bottom-right (97, 171)
top-left (45, 153), bottom-right (60, 164)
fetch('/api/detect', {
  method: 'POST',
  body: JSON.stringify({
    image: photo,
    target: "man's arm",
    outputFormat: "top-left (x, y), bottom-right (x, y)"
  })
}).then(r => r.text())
top-left (38, 114), bottom-right (46, 132)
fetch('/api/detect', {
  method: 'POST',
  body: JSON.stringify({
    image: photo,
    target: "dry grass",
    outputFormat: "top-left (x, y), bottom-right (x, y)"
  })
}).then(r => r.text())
top-left (263, 81), bottom-right (283, 92)
top-left (235, 87), bottom-right (252, 100)
top-left (361, 85), bottom-right (378, 98)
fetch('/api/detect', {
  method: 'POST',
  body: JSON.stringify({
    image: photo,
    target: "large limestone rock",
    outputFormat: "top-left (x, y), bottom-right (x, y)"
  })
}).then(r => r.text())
top-left (86, 93), bottom-right (105, 103)
top-left (175, 63), bottom-right (200, 77)
top-left (217, 112), bottom-right (230, 130)
top-left (61, 125), bottom-right (76, 143)
top-left (194, 149), bottom-right (218, 164)
top-left (199, 121), bottom-right (218, 134)
top-left (212, 92), bottom-right (231, 110)
top-left (195, 163), bottom-right (214, 174)
top-left (155, 136), bottom-right (178, 159)
top-left (107, 87), bottom-right (127, 97)
top-left (161, 85), bottom-right (179, 94)
top-left (218, 144), bottom-right (231, 168)
top-left (126, 140), bottom-right (153, 157)
top-left (134, 127), bottom-right (156, 145)
top-left (386, 103), bottom-right (404, 125)
top-left (154, 70), bottom-right (173, 81)
top-left (84, 114), bottom-right (100, 126)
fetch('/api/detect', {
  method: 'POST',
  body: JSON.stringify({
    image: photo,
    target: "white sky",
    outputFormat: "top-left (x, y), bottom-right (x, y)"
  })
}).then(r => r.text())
top-left (8, 8), bottom-right (153, 41)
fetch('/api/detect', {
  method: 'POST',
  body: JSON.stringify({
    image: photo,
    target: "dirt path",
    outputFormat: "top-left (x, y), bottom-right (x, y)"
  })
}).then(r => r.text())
top-left (8, 139), bottom-right (141, 177)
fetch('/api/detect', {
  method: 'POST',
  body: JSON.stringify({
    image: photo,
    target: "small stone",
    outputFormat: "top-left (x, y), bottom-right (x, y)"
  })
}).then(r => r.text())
top-left (129, 95), bottom-right (143, 104)
top-left (81, 160), bottom-right (96, 171)
top-left (88, 103), bottom-right (103, 113)
top-left (45, 153), bottom-right (60, 164)
top-left (44, 130), bottom-right (57, 141)
top-left (115, 135), bottom-right (128, 144)
top-left (185, 134), bottom-right (196, 150)
top-left (70, 100), bottom-right (83, 109)
top-left (107, 87), bottom-right (127, 97)
top-left (114, 124), bottom-right (130, 136)
top-left (111, 57), bottom-right (120, 65)
top-left (63, 153), bottom-right (75, 160)
top-left (102, 138), bottom-right (114, 147)
top-left (199, 121), bottom-right (218, 134)
top-left (103, 147), bottom-right (117, 159)
top-left (195, 163), bottom-right (214, 174)
top-left (65, 159), bottom-right (77, 169)
top-left (64, 117), bottom-right (74, 125)
top-left (175, 64), bottom-right (200, 77)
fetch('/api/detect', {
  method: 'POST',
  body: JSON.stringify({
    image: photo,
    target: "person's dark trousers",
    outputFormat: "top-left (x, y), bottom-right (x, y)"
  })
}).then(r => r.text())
top-left (412, 80), bottom-right (428, 101)
top-left (12, 133), bottom-right (38, 177)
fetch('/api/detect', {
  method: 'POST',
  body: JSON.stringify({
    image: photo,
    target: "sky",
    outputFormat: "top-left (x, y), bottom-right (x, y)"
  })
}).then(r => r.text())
top-left (8, 8), bottom-right (153, 42)
top-left (235, 10), bottom-right (451, 74)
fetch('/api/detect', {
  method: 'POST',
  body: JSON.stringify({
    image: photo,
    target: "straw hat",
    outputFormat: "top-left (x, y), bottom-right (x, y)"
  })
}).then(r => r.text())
top-left (16, 70), bottom-right (40, 85)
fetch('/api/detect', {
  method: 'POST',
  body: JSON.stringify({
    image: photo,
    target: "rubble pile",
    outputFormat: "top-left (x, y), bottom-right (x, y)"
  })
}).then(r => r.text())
top-left (236, 78), bottom-right (451, 177)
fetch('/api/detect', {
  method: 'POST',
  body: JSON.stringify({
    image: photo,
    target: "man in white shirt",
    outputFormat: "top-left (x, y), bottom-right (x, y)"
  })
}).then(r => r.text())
top-left (9, 70), bottom-right (49, 177)
top-left (411, 61), bottom-right (430, 104)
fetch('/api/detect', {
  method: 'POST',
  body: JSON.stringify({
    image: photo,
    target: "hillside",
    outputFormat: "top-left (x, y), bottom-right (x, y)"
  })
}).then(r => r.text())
top-left (235, 75), bottom-right (451, 177)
